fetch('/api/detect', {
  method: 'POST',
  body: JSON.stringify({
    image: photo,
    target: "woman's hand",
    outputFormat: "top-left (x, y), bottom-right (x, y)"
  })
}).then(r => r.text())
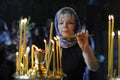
top-left (75, 30), bottom-right (89, 52)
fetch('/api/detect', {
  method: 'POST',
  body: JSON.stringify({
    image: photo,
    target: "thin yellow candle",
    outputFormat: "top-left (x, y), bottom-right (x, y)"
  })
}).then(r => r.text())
top-left (58, 34), bottom-right (93, 38)
top-left (23, 54), bottom-right (26, 73)
top-left (16, 52), bottom-right (19, 72)
top-left (59, 46), bottom-right (62, 73)
top-left (44, 39), bottom-right (48, 69)
top-left (51, 40), bottom-right (56, 75)
top-left (44, 39), bottom-right (47, 52)
top-left (19, 19), bottom-right (24, 73)
top-left (110, 15), bottom-right (114, 77)
top-left (26, 46), bottom-right (30, 74)
top-left (111, 15), bottom-right (114, 33)
top-left (49, 22), bottom-right (53, 41)
top-left (23, 18), bottom-right (27, 54)
top-left (118, 30), bottom-right (120, 74)
top-left (110, 32), bottom-right (115, 76)
top-left (108, 15), bottom-right (112, 76)
top-left (31, 44), bottom-right (38, 68)
top-left (54, 37), bottom-right (59, 72)
top-left (19, 19), bottom-right (23, 62)
top-left (47, 40), bottom-right (54, 71)
top-left (57, 36), bottom-right (62, 72)
top-left (31, 45), bottom-right (34, 68)
top-left (48, 22), bottom-right (54, 49)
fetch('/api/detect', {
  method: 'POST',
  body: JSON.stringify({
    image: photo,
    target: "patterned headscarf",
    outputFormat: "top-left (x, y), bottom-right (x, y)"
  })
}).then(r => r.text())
top-left (54, 7), bottom-right (82, 48)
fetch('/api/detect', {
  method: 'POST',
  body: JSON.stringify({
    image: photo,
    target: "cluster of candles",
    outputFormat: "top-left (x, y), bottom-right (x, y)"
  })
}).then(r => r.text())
top-left (43, 22), bottom-right (64, 78)
top-left (14, 20), bottom-right (64, 79)
top-left (16, 18), bottom-right (29, 76)
top-left (108, 15), bottom-right (120, 79)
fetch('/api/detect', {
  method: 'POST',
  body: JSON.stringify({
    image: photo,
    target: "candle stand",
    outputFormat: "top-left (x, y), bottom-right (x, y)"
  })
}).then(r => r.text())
top-left (107, 15), bottom-right (120, 80)
top-left (13, 20), bottom-right (66, 80)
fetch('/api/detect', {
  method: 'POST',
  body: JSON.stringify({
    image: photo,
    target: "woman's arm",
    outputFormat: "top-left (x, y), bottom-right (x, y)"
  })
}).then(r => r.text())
top-left (82, 45), bottom-right (99, 71)
top-left (76, 30), bottom-right (99, 71)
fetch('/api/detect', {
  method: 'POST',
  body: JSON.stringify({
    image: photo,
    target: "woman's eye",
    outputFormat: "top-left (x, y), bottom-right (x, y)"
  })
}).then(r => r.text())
top-left (59, 22), bottom-right (63, 25)
top-left (69, 22), bottom-right (74, 24)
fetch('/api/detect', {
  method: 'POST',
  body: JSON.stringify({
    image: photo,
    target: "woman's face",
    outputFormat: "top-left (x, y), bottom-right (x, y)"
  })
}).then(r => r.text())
top-left (57, 14), bottom-right (75, 36)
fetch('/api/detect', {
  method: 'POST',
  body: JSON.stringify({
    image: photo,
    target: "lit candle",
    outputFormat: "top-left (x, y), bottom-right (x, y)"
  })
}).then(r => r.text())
top-left (26, 46), bottom-right (30, 74)
top-left (110, 15), bottom-right (114, 77)
top-left (57, 36), bottom-right (62, 72)
top-left (19, 19), bottom-right (24, 73)
top-left (55, 37), bottom-right (59, 72)
top-left (44, 39), bottom-right (47, 53)
top-left (23, 18), bottom-right (27, 54)
top-left (31, 44), bottom-right (38, 68)
top-left (108, 15), bottom-right (112, 76)
top-left (16, 52), bottom-right (19, 73)
top-left (47, 40), bottom-right (54, 71)
top-left (118, 30), bottom-right (120, 74)
top-left (46, 22), bottom-right (54, 72)
top-left (44, 39), bottom-right (48, 69)
top-left (110, 31), bottom-right (115, 75)
top-left (111, 15), bottom-right (114, 33)
top-left (52, 40), bottom-right (56, 74)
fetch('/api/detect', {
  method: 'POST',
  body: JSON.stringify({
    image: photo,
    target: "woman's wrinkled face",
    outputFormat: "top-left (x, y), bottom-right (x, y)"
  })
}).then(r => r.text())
top-left (57, 14), bottom-right (75, 36)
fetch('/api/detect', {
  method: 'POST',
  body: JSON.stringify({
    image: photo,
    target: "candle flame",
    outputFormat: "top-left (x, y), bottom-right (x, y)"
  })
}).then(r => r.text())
top-left (54, 37), bottom-right (57, 40)
top-left (51, 39), bottom-right (54, 43)
top-left (109, 15), bottom-right (112, 20)
top-left (112, 32), bottom-right (115, 36)
top-left (26, 46), bottom-right (30, 53)
top-left (118, 30), bottom-right (120, 36)
top-left (24, 18), bottom-right (27, 23)
top-left (44, 39), bottom-right (46, 43)
top-left (21, 18), bottom-right (27, 25)
top-left (56, 36), bottom-right (60, 39)
top-left (16, 52), bottom-right (19, 55)
top-left (111, 15), bottom-right (114, 20)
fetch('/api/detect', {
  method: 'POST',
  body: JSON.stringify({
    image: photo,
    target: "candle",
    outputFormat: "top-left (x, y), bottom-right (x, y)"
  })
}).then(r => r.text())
top-left (44, 39), bottom-right (48, 69)
top-left (118, 30), bottom-right (120, 74)
top-left (49, 22), bottom-right (53, 41)
top-left (111, 15), bottom-right (114, 33)
top-left (23, 18), bottom-right (27, 54)
top-left (108, 15), bottom-right (112, 76)
top-left (57, 36), bottom-right (62, 72)
top-left (44, 39), bottom-right (47, 53)
top-left (47, 40), bottom-right (54, 71)
top-left (31, 44), bottom-right (38, 68)
top-left (23, 54), bottom-right (26, 73)
top-left (48, 22), bottom-right (54, 49)
top-left (54, 37), bottom-right (59, 71)
top-left (26, 46), bottom-right (30, 74)
top-left (16, 52), bottom-right (19, 73)
top-left (19, 19), bottom-right (24, 73)
top-left (51, 40), bottom-right (56, 75)
top-left (110, 15), bottom-right (114, 77)
top-left (46, 22), bottom-right (54, 73)
top-left (54, 37), bottom-right (59, 72)
top-left (31, 45), bottom-right (34, 68)
top-left (110, 32), bottom-right (115, 76)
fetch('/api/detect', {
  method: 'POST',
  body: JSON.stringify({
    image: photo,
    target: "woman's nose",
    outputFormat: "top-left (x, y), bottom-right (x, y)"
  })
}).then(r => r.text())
top-left (63, 23), bottom-right (67, 28)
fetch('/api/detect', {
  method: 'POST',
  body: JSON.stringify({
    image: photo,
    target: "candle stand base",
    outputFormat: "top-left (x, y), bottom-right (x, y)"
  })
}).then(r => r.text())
top-left (13, 70), bottom-right (66, 80)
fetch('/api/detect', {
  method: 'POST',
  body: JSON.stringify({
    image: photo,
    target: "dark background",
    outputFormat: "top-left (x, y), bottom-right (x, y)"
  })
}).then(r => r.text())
top-left (0, 0), bottom-right (120, 80)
